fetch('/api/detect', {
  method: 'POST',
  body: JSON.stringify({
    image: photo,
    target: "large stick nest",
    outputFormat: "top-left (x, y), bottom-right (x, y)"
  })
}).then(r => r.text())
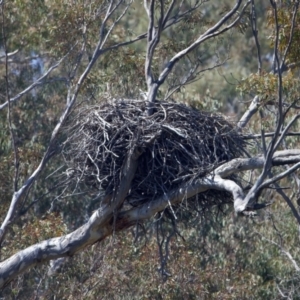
top-left (63, 99), bottom-right (246, 211)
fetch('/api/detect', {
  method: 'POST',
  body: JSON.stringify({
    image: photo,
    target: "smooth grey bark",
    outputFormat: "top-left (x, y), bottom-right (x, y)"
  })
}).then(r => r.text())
top-left (1, 149), bottom-right (300, 288)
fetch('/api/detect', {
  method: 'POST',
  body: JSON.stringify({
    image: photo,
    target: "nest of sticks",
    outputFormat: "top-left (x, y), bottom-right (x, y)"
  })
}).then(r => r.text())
top-left (63, 99), bottom-right (246, 212)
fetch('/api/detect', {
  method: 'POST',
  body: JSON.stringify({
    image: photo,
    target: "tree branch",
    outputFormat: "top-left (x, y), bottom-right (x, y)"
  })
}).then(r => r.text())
top-left (0, 148), bottom-right (141, 288)
top-left (0, 2), bottom-right (135, 245)
top-left (280, 1), bottom-right (299, 71)
top-left (0, 55), bottom-right (69, 111)
top-left (242, 132), bottom-right (300, 140)
top-left (273, 113), bottom-right (300, 151)
top-left (258, 233), bottom-right (300, 272)
top-left (214, 150), bottom-right (300, 177)
top-left (158, 0), bottom-right (249, 85)
top-left (237, 95), bottom-right (261, 130)
top-left (251, 0), bottom-right (262, 74)
top-left (241, 0), bottom-right (287, 212)
top-left (1, 4), bottom-right (19, 192)
top-left (2, 149), bottom-right (300, 287)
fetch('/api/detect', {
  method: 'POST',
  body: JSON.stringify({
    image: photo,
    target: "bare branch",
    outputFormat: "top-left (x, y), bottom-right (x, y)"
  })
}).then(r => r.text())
top-left (273, 113), bottom-right (300, 151)
top-left (242, 132), bottom-right (300, 140)
top-left (99, 0), bottom-right (131, 49)
top-left (0, 2), bottom-right (135, 244)
top-left (280, 1), bottom-right (299, 71)
top-left (162, 0), bottom-right (176, 28)
top-left (243, 1), bottom-right (288, 210)
top-left (215, 149), bottom-right (300, 178)
top-left (259, 162), bottom-right (300, 190)
top-left (158, 0), bottom-right (249, 85)
top-left (0, 148), bottom-right (141, 288)
top-left (144, 0), bottom-right (156, 92)
top-left (0, 56), bottom-right (69, 111)
top-left (0, 49), bottom-right (19, 59)
top-left (2, 148), bottom-right (300, 286)
top-left (144, 0), bottom-right (165, 108)
top-left (92, 2), bottom-right (205, 56)
top-left (164, 58), bottom-right (228, 101)
top-left (124, 150), bottom-right (300, 215)
top-left (275, 185), bottom-right (300, 225)
top-left (251, 0), bottom-right (262, 74)
top-left (259, 234), bottom-right (300, 272)
top-left (1, 4), bottom-right (19, 192)
top-left (144, 0), bottom-right (250, 108)
top-left (276, 284), bottom-right (292, 300)
top-left (237, 96), bottom-right (261, 130)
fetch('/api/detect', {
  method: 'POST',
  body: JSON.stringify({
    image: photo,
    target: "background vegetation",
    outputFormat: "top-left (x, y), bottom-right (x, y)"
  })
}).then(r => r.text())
top-left (1, 0), bottom-right (300, 299)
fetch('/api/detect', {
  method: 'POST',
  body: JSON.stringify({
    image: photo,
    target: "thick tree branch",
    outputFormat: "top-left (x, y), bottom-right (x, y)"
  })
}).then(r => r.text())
top-left (1, 149), bottom-right (300, 287)
top-left (237, 95), bottom-right (261, 130)
top-left (214, 150), bottom-right (300, 177)
top-left (0, 148), bottom-right (140, 288)
top-left (144, 0), bottom-right (159, 106)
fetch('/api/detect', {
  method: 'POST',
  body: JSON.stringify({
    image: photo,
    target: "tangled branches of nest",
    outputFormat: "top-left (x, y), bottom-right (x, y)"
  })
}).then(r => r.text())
top-left (63, 99), bottom-right (246, 212)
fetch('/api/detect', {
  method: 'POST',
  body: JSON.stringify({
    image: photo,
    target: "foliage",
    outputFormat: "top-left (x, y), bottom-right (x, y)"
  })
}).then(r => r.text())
top-left (237, 70), bottom-right (300, 102)
top-left (1, 1), bottom-right (300, 299)
top-left (267, 1), bottom-right (300, 67)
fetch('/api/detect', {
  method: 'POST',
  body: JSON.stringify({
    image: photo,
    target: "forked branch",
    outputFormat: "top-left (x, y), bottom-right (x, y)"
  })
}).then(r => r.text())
top-left (1, 149), bottom-right (300, 287)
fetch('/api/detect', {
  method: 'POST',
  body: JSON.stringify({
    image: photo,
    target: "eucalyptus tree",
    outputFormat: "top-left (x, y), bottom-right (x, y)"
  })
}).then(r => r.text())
top-left (0, 0), bottom-right (300, 297)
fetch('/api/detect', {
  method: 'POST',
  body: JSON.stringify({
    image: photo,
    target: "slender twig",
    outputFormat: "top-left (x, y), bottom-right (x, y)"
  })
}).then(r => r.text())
top-left (0, 2), bottom-right (135, 245)
top-left (280, 1), bottom-right (299, 71)
top-left (251, 0), bottom-right (262, 74)
top-left (276, 185), bottom-right (300, 225)
top-left (164, 59), bottom-right (228, 101)
top-left (91, 2), bottom-right (205, 58)
top-left (0, 54), bottom-right (70, 111)
top-left (274, 113), bottom-right (300, 151)
top-left (259, 162), bottom-right (300, 190)
top-left (159, 0), bottom-right (250, 86)
top-left (146, 0), bottom-right (250, 110)
top-left (276, 284), bottom-right (291, 300)
top-left (243, 1), bottom-right (285, 208)
top-left (258, 232), bottom-right (300, 272)
top-left (242, 131), bottom-right (300, 140)
top-left (1, 4), bottom-right (19, 192)
top-left (100, 0), bottom-right (131, 49)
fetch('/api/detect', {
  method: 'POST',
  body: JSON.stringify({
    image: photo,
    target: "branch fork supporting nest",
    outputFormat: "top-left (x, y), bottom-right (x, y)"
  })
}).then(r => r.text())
top-left (63, 98), bottom-right (246, 212)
